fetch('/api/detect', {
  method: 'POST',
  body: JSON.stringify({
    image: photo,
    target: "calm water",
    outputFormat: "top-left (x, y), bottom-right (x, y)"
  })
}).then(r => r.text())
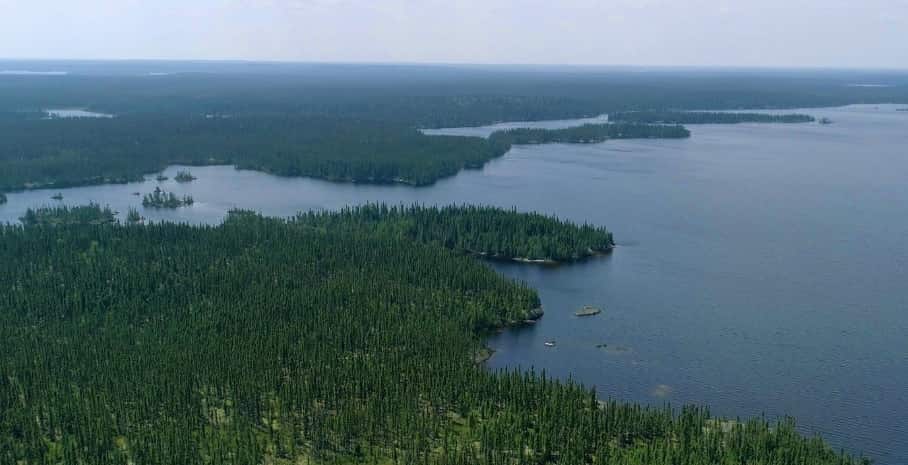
top-left (2, 105), bottom-right (907, 464)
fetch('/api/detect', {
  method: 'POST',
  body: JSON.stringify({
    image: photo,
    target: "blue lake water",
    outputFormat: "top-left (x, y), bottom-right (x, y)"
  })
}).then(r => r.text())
top-left (1, 104), bottom-right (906, 463)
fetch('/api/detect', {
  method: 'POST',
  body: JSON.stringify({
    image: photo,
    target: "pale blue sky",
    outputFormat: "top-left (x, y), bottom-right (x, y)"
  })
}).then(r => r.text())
top-left (1, 0), bottom-right (906, 68)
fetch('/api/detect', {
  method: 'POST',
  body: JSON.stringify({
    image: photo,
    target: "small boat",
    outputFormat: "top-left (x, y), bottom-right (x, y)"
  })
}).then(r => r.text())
top-left (544, 340), bottom-right (556, 347)
top-left (51, 193), bottom-right (63, 200)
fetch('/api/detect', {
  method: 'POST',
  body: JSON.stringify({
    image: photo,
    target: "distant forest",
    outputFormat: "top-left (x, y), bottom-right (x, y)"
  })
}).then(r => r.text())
top-left (610, 111), bottom-right (816, 124)
top-left (1, 65), bottom-right (907, 194)
top-left (0, 117), bottom-right (691, 192)
top-left (489, 123), bottom-right (690, 145)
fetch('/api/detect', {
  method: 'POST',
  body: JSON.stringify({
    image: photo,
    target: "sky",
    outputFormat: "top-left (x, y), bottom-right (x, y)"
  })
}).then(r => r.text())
top-left (1, 0), bottom-right (907, 68)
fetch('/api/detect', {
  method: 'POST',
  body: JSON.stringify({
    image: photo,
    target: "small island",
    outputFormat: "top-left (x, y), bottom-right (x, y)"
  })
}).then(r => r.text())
top-left (51, 193), bottom-right (64, 200)
top-left (155, 174), bottom-right (169, 182)
top-left (174, 170), bottom-right (197, 183)
top-left (609, 111), bottom-right (816, 124)
top-left (0, 192), bottom-right (6, 205)
top-left (489, 122), bottom-right (690, 146)
top-left (142, 187), bottom-right (194, 209)
top-left (575, 305), bottom-right (602, 317)
top-left (818, 117), bottom-right (833, 125)
top-left (19, 203), bottom-right (117, 226)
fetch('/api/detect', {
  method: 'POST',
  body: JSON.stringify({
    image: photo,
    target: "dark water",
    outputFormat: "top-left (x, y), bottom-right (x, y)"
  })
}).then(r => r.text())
top-left (2, 105), bottom-right (906, 464)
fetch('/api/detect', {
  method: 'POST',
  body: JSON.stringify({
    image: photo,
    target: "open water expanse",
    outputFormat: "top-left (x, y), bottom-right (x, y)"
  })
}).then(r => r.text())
top-left (2, 104), bottom-right (906, 463)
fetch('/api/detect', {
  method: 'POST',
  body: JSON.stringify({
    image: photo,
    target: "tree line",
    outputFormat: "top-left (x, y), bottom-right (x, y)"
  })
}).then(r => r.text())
top-left (0, 116), bottom-right (693, 196)
top-left (489, 123), bottom-right (690, 145)
top-left (609, 111), bottom-right (816, 124)
top-left (293, 204), bottom-right (614, 262)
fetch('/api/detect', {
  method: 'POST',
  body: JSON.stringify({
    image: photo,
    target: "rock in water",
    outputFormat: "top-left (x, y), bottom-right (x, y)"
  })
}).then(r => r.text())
top-left (574, 305), bottom-right (601, 317)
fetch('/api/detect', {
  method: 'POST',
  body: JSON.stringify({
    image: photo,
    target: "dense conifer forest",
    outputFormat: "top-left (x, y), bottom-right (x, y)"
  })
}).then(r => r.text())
top-left (0, 207), bottom-right (867, 465)
top-left (1, 65), bottom-right (907, 196)
top-left (18, 203), bottom-right (117, 226)
top-left (609, 111), bottom-right (816, 124)
top-left (489, 123), bottom-right (690, 145)
top-left (0, 116), bottom-right (692, 193)
top-left (294, 204), bottom-right (615, 262)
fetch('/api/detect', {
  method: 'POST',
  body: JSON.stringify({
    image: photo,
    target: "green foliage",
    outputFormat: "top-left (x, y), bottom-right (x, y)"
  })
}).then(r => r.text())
top-left (0, 208), bottom-right (864, 465)
top-left (142, 187), bottom-right (194, 208)
top-left (490, 123), bottom-right (690, 145)
top-left (126, 207), bottom-right (142, 224)
top-left (19, 203), bottom-right (116, 226)
top-left (0, 115), bottom-right (510, 190)
top-left (610, 111), bottom-right (816, 124)
top-left (295, 204), bottom-right (614, 262)
top-left (174, 170), bottom-right (197, 183)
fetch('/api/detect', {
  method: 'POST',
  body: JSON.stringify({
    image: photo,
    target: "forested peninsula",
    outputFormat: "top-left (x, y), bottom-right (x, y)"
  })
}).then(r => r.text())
top-left (488, 122), bottom-right (690, 145)
top-left (0, 116), bottom-right (691, 194)
top-left (0, 206), bottom-right (866, 465)
top-left (609, 111), bottom-right (816, 124)
top-left (294, 204), bottom-right (615, 263)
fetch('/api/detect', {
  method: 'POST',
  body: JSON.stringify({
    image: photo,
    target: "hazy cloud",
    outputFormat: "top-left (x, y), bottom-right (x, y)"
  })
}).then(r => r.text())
top-left (0, 0), bottom-right (905, 68)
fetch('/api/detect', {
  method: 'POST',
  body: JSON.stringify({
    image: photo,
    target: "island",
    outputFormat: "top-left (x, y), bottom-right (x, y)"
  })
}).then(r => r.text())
top-left (51, 193), bottom-right (63, 200)
top-left (0, 192), bottom-right (6, 205)
top-left (19, 203), bottom-right (117, 226)
top-left (142, 187), bottom-right (194, 208)
top-left (174, 170), bottom-right (197, 183)
top-left (575, 305), bottom-right (602, 317)
top-left (155, 174), bottom-right (169, 182)
top-left (609, 111), bottom-right (816, 124)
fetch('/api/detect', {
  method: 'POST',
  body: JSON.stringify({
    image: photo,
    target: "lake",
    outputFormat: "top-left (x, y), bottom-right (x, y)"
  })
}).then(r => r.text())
top-left (1, 104), bottom-right (906, 464)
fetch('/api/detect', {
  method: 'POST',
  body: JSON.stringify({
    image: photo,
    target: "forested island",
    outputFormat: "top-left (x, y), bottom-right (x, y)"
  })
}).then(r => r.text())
top-left (174, 170), bottom-right (197, 182)
top-left (142, 187), bottom-right (194, 208)
top-left (488, 122), bottom-right (690, 145)
top-left (18, 203), bottom-right (117, 226)
top-left (0, 207), bottom-right (866, 465)
top-left (609, 111), bottom-right (816, 124)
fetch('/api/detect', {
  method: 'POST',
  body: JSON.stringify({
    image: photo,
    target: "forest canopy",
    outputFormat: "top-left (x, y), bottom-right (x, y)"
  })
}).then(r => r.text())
top-left (0, 207), bottom-right (867, 465)
top-left (293, 204), bottom-right (615, 262)
top-left (609, 111), bottom-right (816, 124)
top-left (489, 123), bottom-right (690, 145)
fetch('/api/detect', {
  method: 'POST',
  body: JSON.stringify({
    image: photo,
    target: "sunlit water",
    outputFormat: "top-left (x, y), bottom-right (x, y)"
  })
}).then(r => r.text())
top-left (44, 108), bottom-right (114, 118)
top-left (2, 104), bottom-right (906, 464)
